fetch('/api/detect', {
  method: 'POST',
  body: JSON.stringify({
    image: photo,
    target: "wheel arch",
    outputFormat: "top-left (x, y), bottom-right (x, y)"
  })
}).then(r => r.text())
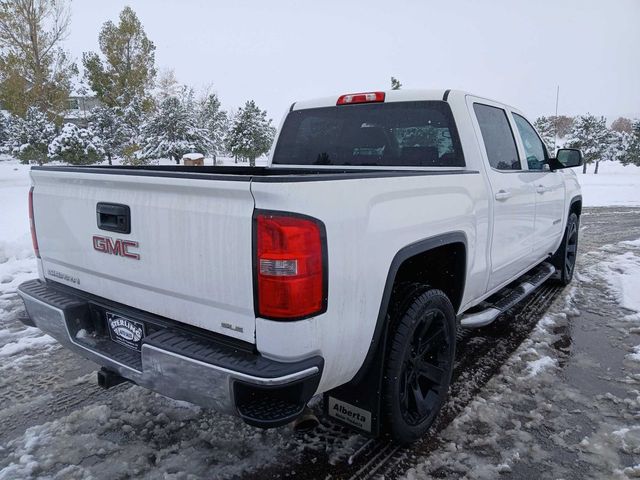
top-left (569, 195), bottom-right (582, 218)
top-left (351, 231), bottom-right (467, 384)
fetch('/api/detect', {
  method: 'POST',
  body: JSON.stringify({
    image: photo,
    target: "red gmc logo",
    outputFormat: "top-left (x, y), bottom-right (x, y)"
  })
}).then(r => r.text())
top-left (93, 235), bottom-right (140, 260)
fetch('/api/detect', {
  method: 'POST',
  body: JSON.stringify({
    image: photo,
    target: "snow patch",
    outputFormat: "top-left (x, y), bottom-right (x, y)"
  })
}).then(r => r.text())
top-left (526, 355), bottom-right (557, 377)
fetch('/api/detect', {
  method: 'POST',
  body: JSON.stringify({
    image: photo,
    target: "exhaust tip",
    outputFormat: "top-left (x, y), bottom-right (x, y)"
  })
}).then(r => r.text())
top-left (97, 368), bottom-right (128, 389)
top-left (291, 406), bottom-right (319, 432)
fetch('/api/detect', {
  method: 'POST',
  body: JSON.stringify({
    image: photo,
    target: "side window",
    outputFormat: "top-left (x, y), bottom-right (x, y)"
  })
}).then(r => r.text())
top-left (473, 103), bottom-right (521, 171)
top-left (512, 113), bottom-right (548, 171)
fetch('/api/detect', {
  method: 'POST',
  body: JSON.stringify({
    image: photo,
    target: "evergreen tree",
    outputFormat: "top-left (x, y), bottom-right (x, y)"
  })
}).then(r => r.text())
top-left (88, 106), bottom-right (124, 165)
top-left (199, 93), bottom-right (228, 164)
top-left (624, 120), bottom-right (640, 167)
top-left (139, 94), bottom-right (208, 163)
top-left (11, 106), bottom-right (56, 164)
top-left (225, 100), bottom-right (275, 166)
top-left (600, 129), bottom-right (630, 173)
top-left (533, 116), bottom-right (556, 154)
top-left (48, 123), bottom-right (104, 165)
top-left (0, 0), bottom-right (77, 117)
top-left (0, 113), bottom-right (12, 153)
top-left (83, 6), bottom-right (156, 110)
top-left (564, 115), bottom-right (609, 174)
top-left (391, 77), bottom-right (402, 90)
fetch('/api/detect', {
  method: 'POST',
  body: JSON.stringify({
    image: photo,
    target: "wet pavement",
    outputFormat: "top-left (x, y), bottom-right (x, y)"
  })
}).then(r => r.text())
top-left (0, 207), bottom-right (639, 479)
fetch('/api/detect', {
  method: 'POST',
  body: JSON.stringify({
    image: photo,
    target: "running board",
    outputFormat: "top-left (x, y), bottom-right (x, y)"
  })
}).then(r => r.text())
top-left (460, 262), bottom-right (556, 328)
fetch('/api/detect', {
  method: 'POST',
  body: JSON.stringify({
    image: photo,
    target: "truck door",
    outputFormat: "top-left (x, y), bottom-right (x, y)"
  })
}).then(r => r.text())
top-left (468, 99), bottom-right (536, 292)
top-left (510, 112), bottom-right (566, 259)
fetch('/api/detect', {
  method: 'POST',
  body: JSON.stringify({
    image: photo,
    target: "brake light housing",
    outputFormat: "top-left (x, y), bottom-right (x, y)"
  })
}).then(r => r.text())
top-left (254, 211), bottom-right (327, 320)
top-left (337, 91), bottom-right (385, 105)
top-left (28, 187), bottom-right (40, 258)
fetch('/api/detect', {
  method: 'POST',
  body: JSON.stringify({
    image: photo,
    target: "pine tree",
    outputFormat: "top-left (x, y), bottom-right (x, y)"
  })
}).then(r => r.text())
top-left (199, 93), bottom-right (228, 164)
top-left (0, 113), bottom-right (12, 153)
top-left (391, 77), bottom-right (402, 90)
top-left (48, 123), bottom-right (104, 165)
top-left (88, 106), bottom-right (124, 165)
top-left (11, 106), bottom-right (56, 165)
top-left (0, 0), bottom-right (77, 117)
top-left (83, 6), bottom-right (156, 110)
top-left (624, 120), bottom-right (640, 167)
top-left (601, 129), bottom-right (630, 172)
top-left (564, 115), bottom-right (609, 174)
top-left (139, 93), bottom-right (208, 163)
top-left (533, 116), bottom-right (556, 154)
top-left (225, 100), bottom-right (275, 166)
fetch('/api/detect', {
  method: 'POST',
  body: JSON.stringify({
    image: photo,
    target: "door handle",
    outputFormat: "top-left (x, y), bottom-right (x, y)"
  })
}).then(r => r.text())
top-left (536, 185), bottom-right (546, 194)
top-left (494, 190), bottom-right (512, 201)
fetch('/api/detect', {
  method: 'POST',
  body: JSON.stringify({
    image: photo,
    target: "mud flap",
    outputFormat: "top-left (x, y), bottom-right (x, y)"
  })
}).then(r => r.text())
top-left (323, 328), bottom-right (389, 438)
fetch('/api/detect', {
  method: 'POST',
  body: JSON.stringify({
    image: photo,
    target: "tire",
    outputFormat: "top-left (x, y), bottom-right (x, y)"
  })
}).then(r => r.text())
top-left (551, 212), bottom-right (579, 285)
top-left (382, 287), bottom-right (456, 443)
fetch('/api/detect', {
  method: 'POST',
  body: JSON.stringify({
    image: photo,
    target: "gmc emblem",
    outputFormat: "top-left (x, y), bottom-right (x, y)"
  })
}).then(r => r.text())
top-left (93, 235), bottom-right (140, 260)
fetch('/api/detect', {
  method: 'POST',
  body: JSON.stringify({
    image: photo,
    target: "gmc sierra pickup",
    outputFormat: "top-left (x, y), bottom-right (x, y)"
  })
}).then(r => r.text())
top-left (18, 89), bottom-right (582, 443)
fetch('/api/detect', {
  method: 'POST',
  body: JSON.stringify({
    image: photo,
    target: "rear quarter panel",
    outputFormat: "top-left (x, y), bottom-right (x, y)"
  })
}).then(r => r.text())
top-left (251, 172), bottom-right (489, 393)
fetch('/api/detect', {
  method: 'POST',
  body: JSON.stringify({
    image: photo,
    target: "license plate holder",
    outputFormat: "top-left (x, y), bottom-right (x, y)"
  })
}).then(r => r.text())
top-left (106, 312), bottom-right (145, 351)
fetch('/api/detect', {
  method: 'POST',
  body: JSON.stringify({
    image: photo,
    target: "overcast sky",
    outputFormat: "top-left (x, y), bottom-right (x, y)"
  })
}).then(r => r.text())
top-left (66, 0), bottom-right (640, 124)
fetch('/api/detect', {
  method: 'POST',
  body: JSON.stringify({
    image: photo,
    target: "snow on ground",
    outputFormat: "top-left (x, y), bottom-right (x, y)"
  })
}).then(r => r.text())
top-left (404, 228), bottom-right (640, 479)
top-left (573, 161), bottom-right (640, 207)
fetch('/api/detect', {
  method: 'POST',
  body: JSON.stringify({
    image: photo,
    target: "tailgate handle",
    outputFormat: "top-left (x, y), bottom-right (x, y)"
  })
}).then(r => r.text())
top-left (96, 203), bottom-right (131, 234)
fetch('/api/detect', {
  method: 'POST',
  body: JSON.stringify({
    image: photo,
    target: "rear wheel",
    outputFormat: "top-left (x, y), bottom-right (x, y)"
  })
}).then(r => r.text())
top-left (552, 212), bottom-right (579, 285)
top-left (382, 287), bottom-right (456, 443)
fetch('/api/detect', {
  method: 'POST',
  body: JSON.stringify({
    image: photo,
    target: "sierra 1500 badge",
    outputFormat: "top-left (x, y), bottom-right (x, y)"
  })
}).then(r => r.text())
top-left (93, 235), bottom-right (140, 260)
top-left (106, 312), bottom-right (145, 351)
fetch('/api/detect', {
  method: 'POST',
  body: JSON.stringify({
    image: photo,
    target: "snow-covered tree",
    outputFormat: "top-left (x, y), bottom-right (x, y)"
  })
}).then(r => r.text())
top-left (225, 100), bottom-right (275, 166)
top-left (155, 69), bottom-right (180, 103)
top-left (624, 119), bottom-right (640, 167)
top-left (11, 107), bottom-right (56, 165)
top-left (199, 92), bottom-right (228, 163)
top-left (88, 106), bottom-right (124, 165)
top-left (0, 112), bottom-right (13, 153)
top-left (533, 116), bottom-right (556, 154)
top-left (564, 114), bottom-right (609, 174)
top-left (48, 123), bottom-right (104, 165)
top-left (139, 93), bottom-right (208, 163)
top-left (600, 129), bottom-right (630, 173)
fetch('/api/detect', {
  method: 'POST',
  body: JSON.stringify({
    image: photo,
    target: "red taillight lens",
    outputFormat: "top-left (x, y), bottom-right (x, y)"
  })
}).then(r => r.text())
top-left (28, 187), bottom-right (40, 258)
top-left (336, 91), bottom-right (385, 105)
top-left (255, 212), bottom-right (327, 320)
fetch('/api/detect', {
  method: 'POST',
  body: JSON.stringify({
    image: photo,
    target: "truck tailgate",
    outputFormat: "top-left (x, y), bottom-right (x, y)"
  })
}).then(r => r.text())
top-left (31, 169), bottom-right (256, 343)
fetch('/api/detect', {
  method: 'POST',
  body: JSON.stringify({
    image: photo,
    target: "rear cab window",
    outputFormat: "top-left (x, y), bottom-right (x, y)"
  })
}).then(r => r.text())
top-left (473, 103), bottom-right (522, 171)
top-left (272, 101), bottom-right (465, 168)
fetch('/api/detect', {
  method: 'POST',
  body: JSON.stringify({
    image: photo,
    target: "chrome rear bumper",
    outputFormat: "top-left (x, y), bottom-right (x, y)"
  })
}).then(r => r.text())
top-left (18, 279), bottom-right (322, 427)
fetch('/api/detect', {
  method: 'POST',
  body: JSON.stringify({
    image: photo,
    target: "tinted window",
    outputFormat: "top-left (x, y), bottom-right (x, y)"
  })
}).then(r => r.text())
top-left (513, 113), bottom-right (548, 171)
top-left (473, 103), bottom-right (521, 171)
top-left (273, 101), bottom-right (465, 167)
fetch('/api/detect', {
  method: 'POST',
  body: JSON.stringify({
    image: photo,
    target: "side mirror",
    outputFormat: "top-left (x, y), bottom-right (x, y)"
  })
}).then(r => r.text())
top-left (551, 148), bottom-right (583, 170)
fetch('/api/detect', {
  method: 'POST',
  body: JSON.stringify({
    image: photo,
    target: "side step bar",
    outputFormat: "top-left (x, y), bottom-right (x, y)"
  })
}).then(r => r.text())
top-left (460, 262), bottom-right (556, 328)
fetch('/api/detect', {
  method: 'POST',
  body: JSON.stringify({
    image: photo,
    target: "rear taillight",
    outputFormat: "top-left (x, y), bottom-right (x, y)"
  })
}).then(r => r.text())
top-left (254, 211), bottom-right (327, 320)
top-left (337, 91), bottom-right (385, 105)
top-left (28, 187), bottom-right (40, 258)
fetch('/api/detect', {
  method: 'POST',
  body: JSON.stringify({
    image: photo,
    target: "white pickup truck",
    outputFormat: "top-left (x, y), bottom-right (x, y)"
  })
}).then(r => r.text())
top-left (18, 89), bottom-right (582, 443)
